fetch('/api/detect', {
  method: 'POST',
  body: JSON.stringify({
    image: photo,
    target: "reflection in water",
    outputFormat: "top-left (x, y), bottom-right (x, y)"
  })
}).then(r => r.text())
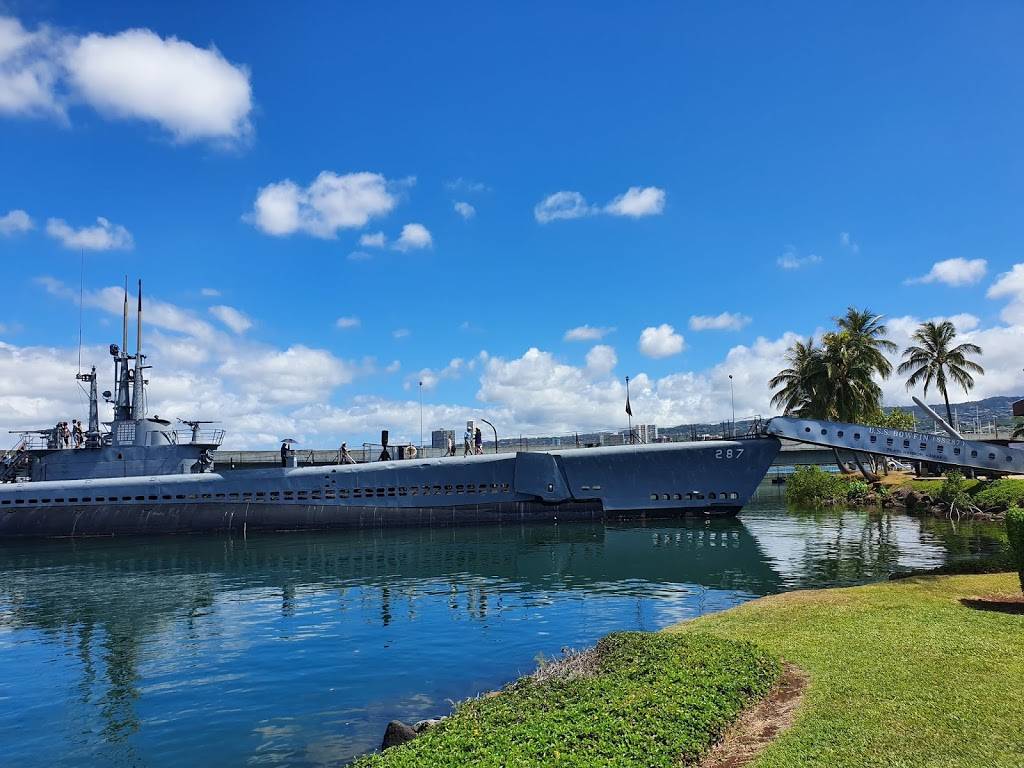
top-left (0, 497), bottom-right (1004, 768)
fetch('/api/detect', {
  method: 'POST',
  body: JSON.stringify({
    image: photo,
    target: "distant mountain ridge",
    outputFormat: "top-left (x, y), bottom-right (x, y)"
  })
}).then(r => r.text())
top-left (887, 395), bottom-right (1023, 426)
top-left (662, 394), bottom-right (1023, 437)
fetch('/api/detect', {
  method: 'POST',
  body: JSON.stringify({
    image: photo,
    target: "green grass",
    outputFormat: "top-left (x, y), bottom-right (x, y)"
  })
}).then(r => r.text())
top-left (352, 632), bottom-right (780, 768)
top-left (670, 573), bottom-right (1024, 767)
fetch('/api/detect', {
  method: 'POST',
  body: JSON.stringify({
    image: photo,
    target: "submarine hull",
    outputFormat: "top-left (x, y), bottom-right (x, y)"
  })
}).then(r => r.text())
top-left (0, 438), bottom-right (778, 538)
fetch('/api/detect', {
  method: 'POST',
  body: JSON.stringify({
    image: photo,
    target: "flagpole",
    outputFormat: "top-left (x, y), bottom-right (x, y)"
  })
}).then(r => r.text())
top-left (625, 375), bottom-right (633, 444)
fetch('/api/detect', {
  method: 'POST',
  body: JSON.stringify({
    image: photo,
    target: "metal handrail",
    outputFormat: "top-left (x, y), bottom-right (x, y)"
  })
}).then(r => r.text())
top-left (167, 428), bottom-right (226, 446)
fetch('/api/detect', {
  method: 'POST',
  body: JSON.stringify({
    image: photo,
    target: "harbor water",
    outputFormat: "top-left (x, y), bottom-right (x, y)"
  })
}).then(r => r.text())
top-left (0, 489), bottom-right (1006, 767)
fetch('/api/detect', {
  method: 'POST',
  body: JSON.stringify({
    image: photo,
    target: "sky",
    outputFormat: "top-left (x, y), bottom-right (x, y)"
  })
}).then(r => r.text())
top-left (1, 1), bottom-right (1023, 449)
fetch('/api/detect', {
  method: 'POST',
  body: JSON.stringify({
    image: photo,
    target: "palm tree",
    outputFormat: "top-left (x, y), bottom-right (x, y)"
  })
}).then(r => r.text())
top-left (898, 320), bottom-right (984, 426)
top-left (769, 338), bottom-right (824, 416)
top-left (771, 309), bottom-right (895, 480)
top-left (835, 307), bottom-right (898, 380)
top-left (819, 330), bottom-right (885, 423)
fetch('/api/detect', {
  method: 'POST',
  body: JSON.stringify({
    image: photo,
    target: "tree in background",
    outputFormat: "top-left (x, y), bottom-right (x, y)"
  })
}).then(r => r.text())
top-left (770, 308), bottom-right (896, 478)
top-left (768, 338), bottom-right (824, 417)
top-left (865, 408), bottom-right (917, 475)
top-left (868, 408), bottom-right (917, 431)
top-left (898, 320), bottom-right (984, 427)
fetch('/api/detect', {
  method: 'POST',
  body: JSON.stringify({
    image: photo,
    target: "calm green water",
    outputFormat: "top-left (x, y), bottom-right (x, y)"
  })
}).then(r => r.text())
top-left (0, 491), bottom-right (1005, 767)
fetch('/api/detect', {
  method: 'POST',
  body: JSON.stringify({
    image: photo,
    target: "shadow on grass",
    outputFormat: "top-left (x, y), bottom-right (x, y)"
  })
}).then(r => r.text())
top-left (959, 596), bottom-right (1024, 615)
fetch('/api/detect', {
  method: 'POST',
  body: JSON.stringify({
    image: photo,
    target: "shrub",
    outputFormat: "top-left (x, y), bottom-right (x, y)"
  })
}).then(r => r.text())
top-left (846, 480), bottom-right (871, 502)
top-left (973, 479), bottom-right (1024, 512)
top-left (786, 466), bottom-right (849, 506)
top-left (1007, 507), bottom-right (1024, 593)
top-left (937, 471), bottom-right (979, 519)
top-left (937, 471), bottom-right (968, 505)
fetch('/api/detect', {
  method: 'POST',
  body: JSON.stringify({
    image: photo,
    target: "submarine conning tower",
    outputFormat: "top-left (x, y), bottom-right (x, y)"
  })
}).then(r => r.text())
top-left (3, 279), bottom-right (224, 483)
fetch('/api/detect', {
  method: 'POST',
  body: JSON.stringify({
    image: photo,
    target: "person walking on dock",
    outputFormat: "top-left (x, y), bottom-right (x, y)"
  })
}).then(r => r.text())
top-left (280, 441), bottom-right (289, 467)
top-left (474, 427), bottom-right (483, 455)
top-left (72, 420), bottom-right (84, 448)
top-left (446, 433), bottom-right (454, 457)
top-left (61, 422), bottom-right (71, 449)
top-left (463, 427), bottom-right (472, 457)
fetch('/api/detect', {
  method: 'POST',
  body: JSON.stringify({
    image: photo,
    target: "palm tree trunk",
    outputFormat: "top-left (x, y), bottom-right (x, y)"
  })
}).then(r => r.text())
top-left (852, 452), bottom-right (879, 482)
top-left (942, 391), bottom-right (954, 428)
top-left (832, 448), bottom-right (854, 474)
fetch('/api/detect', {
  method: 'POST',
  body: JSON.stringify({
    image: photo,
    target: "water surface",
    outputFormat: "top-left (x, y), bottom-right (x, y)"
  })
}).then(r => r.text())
top-left (0, 491), bottom-right (1005, 767)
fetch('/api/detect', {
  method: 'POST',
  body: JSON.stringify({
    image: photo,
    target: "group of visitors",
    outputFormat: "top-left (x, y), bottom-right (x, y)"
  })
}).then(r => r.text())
top-left (438, 428), bottom-right (485, 457)
top-left (463, 427), bottom-right (484, 456)
top-left (54, 420), bottom-right (85, 449)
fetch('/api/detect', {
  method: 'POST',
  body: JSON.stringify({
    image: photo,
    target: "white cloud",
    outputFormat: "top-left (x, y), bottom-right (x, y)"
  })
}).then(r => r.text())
top-left (445, 177), bottom-right (489, 193)
top-left (394, 222), bottom-right (432, 251)
top-left (5, 280), bottom-right (378, 448)
top-left (200, 287), bottom-right (221, 297)
top-left (535, 185), bottom-right (666, 224)
top-left (454, 201), bottom-right (475, 220)
top-left (604, 186), bottom-right (665, 218)
top-left (0, 16), bottom-right (63, 118)
top-left (564, 324), bottom-right (614, 342)
top-left (209, 305), bottom-right (252, 334)
top-left (907, 257), bottom-right (987, 287)
top-left (67, 28), bottom-right (252, 142)
top-left (335, 316), bottom-right (360, 329)
top-left (0, 208), bottom-right (32, 235)
top-left (218, 345), bottom-right (356, 405)
top-left (45, 216), bottom-right (133, 250)
top-left (638, 324), bottom-right (685, 358)
top-left (409, 357), bottom-right (465, 391)
top-left (534, 191), bottom-right (593, 223)
top-left (0, 16), bottom-right (251, 143)
top-left (347, 250), bottom-right (373, 262)
top-left (359, 231), bottom-right (386, 248)
top-left (988, 264), bottom-right (1024, 324)
top-left (39, 277), bottom-right (217, 340)
top-left (839, 231), bottom-right (860, 253)
top-left (777, 246), bottom-right (821, 270)
top-left (585, 344), bottom-right (617, 375)
top-left (8, 268), bottom-right (1024, 451)
top-left (393, 328), bottom-right (410, 339)
top-left (249, 172), bottom-right (405, 238)
top-left (689, 312), bottom-right (752, 332)
top-left (386, 360), bottom-right (401, 374)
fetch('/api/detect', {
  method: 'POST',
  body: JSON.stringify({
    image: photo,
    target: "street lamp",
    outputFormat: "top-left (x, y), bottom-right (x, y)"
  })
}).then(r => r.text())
top-left (418, 381), bottom-right (423, 453)
top-left (728, 374), bottom-right (735, 438)
top-left (480, 418), bottom-right (498, 454)
top-left (625, 375), bottom-right (633, 444)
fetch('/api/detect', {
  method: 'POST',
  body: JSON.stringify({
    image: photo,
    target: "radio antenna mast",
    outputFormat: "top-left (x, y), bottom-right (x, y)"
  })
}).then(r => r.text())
top-left (77, 250), bottom-right (84, 374)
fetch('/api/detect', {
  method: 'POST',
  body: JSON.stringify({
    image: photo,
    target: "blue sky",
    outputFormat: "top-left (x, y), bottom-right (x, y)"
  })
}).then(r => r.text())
top-left (1, 2), bottom-right (1022, 447)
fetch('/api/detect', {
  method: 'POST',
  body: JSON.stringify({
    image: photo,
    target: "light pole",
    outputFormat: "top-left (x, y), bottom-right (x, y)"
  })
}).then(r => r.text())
top-left (480, 418), bottom-right (498, 454)
top-left (625, 375), bottom-right (633, 444)
top-left (728, 374), bottom-right (735, 437)
top-left (418, 381), bottom-right (423, 453)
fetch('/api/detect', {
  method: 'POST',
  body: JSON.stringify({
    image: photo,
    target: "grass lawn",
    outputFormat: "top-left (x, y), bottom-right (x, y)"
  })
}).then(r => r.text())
top-left (670, 573), bottom-right (1024, 767)
top-left (352, 632), bottom-right (780, 767)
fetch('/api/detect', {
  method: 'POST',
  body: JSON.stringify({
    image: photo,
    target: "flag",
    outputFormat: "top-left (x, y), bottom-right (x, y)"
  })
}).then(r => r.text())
top-left (625, 393), bottom-right (632, 417)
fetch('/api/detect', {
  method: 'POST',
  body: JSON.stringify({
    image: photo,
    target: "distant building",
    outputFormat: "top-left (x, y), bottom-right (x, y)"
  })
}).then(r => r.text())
top-left (431, 429), bottom-right (455, 449)
top-left (623, 424), bottom-right (658, 444)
